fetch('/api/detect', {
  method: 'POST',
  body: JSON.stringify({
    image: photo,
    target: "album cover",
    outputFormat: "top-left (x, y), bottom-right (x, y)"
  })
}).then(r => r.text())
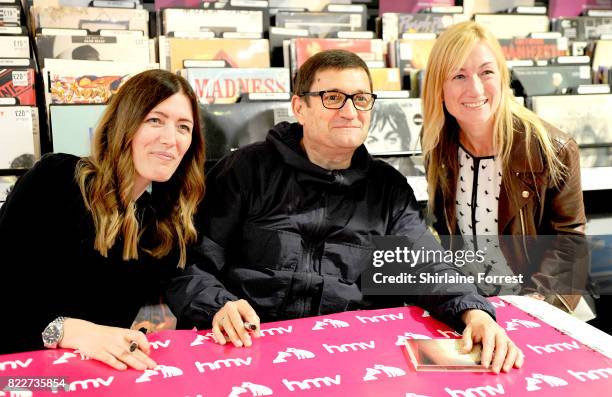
top-left (473, 14), bottom-right (550, 39)
top-left (531, 94), bottom-right (612, 146)
top-left (0, 35), bottom-right (30, 58)
top-left (0, 106), bottom-right (40, 169)
top-left (167, 38), bottom-right (270, 73)
top-left (499, 37), bottom-right (569, 61)
top-left (370, 68), bottom-right (401, 91)
top-left (366, 98), bottom-right (422, 156)
top-left (0, 60), bottom-right (36, 106)
top-left (199, 99), bottom-right (291, 160)
top-left (381, 13), bottom-right (466, 42)
top-left (0, 5), bottom-right (20, 25)
top-left (291, 38), bottom-right (385, 71)
top-left (463, 0), bottom-right (534, 14)
top-left (162, 8), bottom-right (265, 36)
top-left (403, 339), bottom-right (491, 372)
top-left (154, 0), bottom-right (203, 9)
top-left (275, 11), bottom-right (365, 38)
top-left (592, 40), bottom-right (612, 75)
top-left (49, 104), bottom-right (107, 156)
top-left (43, 59), bottom-right (158, 104)
top-left (34, 0), bottom-right (95, 6)
top-left (269, 0), bottom-right (342, 12)
top-left (554, 16), bottom-right (612, 40)
top-left (269, 26), bottom-right (311, 66)
top-left (511, 65), bottom-right (592, 96)
top-left (36, 34), bottom-right (151, 67)
top-left (31, 6), bottom-right (149, 35)
top-left (181, 67), bottom-right (291, 104)
top-left (579, 146), bottom-right (612, 168)
top-left (378, 0), bottom-right (453, 14)
top-left (0, 175), bottom-right (18, 203)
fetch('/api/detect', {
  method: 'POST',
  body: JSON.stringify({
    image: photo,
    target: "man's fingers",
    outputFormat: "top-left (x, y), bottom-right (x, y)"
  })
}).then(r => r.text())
top-left (514, 347), bottom-right (525, 369)
top-left (491, 333), bottom-right (508, 374)
top-left (127, 330), bottom-right (150, 355)
top-left (131, 347), bottom-right (157, 369)
top-left (480, 330), bottom-right (495, 369)
top-left (239, 301), bottom-right (261, 338)
top-left (502, 343), bottom-right (519, 373)
top-left (461, 325), bottom-right (473, 353)
top-left (211, 317), bottom-right (227, 345)
top-left (228, 307), bottom-right (251, 347)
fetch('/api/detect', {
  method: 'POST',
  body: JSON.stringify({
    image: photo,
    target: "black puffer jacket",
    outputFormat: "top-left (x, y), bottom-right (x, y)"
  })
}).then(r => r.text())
top-left (167, 122), bottom-right (494, 330)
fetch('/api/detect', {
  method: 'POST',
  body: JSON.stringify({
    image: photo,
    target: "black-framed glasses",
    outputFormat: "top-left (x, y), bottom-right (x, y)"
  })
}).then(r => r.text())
top-left (300, 90), bottom-right (377, 111)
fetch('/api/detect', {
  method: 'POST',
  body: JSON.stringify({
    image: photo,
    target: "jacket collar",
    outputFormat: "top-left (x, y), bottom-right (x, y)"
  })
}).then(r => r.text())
top-left (266, 122), bottom-right (371, 188)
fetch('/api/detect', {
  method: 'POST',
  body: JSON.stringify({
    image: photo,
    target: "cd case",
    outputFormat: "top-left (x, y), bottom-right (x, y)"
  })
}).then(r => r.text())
top-left (403, 339), bottom-right (493, 372)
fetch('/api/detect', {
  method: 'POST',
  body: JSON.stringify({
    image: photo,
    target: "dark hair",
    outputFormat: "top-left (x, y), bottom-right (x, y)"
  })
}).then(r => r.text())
top-left (293, 49), bottom-right (373, 103)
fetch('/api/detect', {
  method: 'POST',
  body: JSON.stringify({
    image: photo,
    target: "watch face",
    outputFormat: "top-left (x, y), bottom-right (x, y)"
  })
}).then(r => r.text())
top-left (42, 324), bottom-right (60, 344)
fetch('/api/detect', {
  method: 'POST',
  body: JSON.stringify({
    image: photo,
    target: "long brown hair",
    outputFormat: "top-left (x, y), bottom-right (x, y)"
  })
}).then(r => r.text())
top-left (76, 69), bottom-right (205, 268)
top-left (421, 21), bottom-right (567, 216)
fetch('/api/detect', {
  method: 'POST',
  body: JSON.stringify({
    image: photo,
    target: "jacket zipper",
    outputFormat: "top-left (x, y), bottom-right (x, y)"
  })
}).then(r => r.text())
top-left (519, 207), bottom-right (531, 264)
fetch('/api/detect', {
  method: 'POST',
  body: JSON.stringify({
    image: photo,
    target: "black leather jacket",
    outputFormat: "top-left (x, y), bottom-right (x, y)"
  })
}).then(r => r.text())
top-left (167, 122), bottom-right (494, 330)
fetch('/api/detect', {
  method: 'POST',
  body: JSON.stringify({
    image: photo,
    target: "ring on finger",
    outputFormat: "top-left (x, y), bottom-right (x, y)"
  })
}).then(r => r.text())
top-left (129, 341), bottom-right (138, 353)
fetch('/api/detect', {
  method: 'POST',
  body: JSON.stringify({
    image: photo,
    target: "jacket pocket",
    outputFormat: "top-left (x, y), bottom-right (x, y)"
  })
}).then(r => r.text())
top-left (321, 241), bottom-right (374, 284)
top-left (242, 224), bottom-right (301, 271)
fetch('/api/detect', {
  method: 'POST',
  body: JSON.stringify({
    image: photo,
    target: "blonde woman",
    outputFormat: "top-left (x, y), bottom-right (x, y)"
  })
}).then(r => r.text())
top-left (0, 70), bottom-right (205, 369)
top-left (421, 21), bottom-right (587, 307)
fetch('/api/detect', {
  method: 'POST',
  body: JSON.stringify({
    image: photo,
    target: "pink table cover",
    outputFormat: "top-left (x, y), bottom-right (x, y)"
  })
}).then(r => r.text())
top-left (1, 297), bottom-right (610, 396)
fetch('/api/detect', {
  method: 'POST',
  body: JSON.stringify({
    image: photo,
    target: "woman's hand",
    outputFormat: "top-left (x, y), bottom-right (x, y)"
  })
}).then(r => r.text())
top-left (59, 318), bottom-right (157, 371)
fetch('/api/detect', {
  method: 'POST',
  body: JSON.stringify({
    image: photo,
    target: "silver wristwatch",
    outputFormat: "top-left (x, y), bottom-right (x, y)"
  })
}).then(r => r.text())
top-left (42, 316), bottom-right (67, 349)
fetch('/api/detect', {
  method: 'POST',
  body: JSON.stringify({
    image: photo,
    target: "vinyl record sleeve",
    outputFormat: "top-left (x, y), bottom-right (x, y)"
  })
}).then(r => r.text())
top-left (181, 67), bottom-right (290, 104)
top-left (49, 104), bottom-right (106, 156)
top-left (162, 8), bottom-right (265, 35)
top-left (31, 6), bottom-right (149, 35)
top-left (0, 106), bottom-right (39, 169)
top-left (167, 38), bottom-right (269, 73)
top-left (36, 34), bottom-right (151, 67)
top-left (474, 14), bottom-right (550, 39)
top-left (366, 97), bottom-right (422, 155)
top-left (275, 11), bottom-right (364, 38)
top-left (0, 63), bottom-right (36, 106)
top-left (403, 339), bottom-right (492, 372)
top-left (531, 94), bottom-right (612, 146)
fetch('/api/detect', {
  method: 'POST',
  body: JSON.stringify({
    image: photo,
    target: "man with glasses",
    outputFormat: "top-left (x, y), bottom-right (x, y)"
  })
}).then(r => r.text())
top-left (168, 50), bottom-right (523, 373)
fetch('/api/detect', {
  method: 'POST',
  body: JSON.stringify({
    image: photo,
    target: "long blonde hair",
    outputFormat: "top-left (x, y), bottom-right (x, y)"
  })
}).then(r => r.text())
top-left (421, 21), bottom-right (567, 216)
top-left (76, 69), bottom-right (205, 268)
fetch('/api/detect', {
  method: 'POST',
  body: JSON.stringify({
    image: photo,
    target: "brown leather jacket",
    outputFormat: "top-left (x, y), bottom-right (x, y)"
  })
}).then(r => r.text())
top-left (431, 122), bottom-right (588, 308)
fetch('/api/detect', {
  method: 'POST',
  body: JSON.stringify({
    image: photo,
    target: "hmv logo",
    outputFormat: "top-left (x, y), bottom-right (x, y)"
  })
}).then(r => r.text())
top-left (323, 340), bottom-right (375, 354)
top-left (527, 340), bottom-right (580, 355)
top-left (0, 391), bottom-right (33, 397)
top-left (50, 376), bottom-right (114, 394)
top-left (491, 300), bottom-right (506, 308)
top-left (273, 348), bottom-right (315, 363)
top-left (53, 351), bottom-right (90, 365)
top-left (363, 364), bottom-right (406, 381)
top-left (312, 319), bottom-right (349, 330)
top-left (568, 367), bottom-right (612, 382)
top-left (0, 358), bottom-right (32, 371)
top-left (149, 340), bottom-right (171, 350)
top-left (228, 382), bottom-right (273, 396)
top-left (260, 326), bottom-right (293, 336)
top-left (505, 319), bottom-right (540, 331)
top-left (525, 373), bottom-right (567, 391)
top-left (282, 375), bottom-right (341, 391)
top-left (135, 365), bottom-right (183, 383)
top-left (355, 312), bottom-right (404, 323)
top-left (190, 333), bottom-right (214, 346)
top-left (445, 383), bottom-right (505, 396)
top-left (395, 332), bottom-right (431, 346)
top-left (195, 357), bottom-right (252, 373)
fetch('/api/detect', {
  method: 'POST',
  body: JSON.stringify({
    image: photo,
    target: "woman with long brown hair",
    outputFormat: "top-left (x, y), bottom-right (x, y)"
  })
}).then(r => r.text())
top-left (0, 69), bottom-right (205, 369)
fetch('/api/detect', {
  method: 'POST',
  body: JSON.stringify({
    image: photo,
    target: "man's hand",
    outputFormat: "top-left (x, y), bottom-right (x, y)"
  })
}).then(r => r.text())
top-left (461, 309), bottom-right (524, 373)
top-left (212, 299), bottom-right (261, 348)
